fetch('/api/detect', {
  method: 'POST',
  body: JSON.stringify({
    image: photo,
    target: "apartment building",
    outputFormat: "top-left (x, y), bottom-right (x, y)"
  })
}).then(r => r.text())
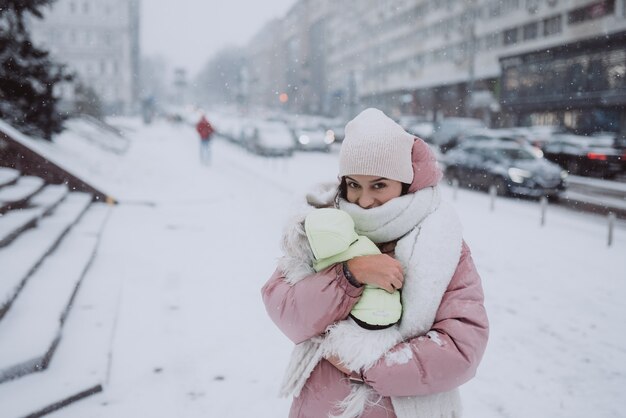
top-left (498, 0), bottom-right (626, 131)
top-left (248, 0), bottom-right (626, 131)
top-left (29, 0), bottom-right (141, 115)
top-left (325, 0), bottom-right (626, 129)
top-left (241, 0), bottom-right (333, 114)
top-left (246, 19), bottom-right (287, 110)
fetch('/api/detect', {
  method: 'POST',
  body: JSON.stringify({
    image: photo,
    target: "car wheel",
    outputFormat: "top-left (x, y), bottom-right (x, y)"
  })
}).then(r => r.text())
top-left (566, 159), bottom-right (580, 176)
top-left (547, 193), bottom-right (560, 203)
top-left (494, 177), bottom-right (509, 196)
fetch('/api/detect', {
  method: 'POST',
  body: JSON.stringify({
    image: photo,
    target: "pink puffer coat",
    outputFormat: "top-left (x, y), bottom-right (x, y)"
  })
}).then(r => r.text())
top-left (262, 241), bottom-right (488, 418)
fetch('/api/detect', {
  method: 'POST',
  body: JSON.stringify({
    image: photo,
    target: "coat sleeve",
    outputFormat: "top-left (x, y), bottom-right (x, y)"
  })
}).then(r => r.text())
top-left (362, 242), bottom-right (489, 397)
top-left (261, 264), bottom-right (364, 344)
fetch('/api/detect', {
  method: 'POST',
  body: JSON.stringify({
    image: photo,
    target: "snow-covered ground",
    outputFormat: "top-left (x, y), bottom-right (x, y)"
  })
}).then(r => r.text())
top-left (34, 118), bottom-right (625, 417)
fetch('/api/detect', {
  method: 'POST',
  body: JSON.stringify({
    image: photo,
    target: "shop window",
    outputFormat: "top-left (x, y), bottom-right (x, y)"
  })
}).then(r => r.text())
top-left (543, 15), bottom-right (562, 36)
top-left (566, 61), bottom-right (587, 93)
top-left (503, 28), bottom-right (519, 45)
top-left (568, 0), bottom-right (615, 25)
top-left (589, 59), bottom-right (609, 91)
top-left (523, 22), bottom-right (538, 40)
top-left (526, 0), bottom-right (540, 14)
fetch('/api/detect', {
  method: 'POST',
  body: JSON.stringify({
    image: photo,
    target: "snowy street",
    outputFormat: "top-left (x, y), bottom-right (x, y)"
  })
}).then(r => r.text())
top-left (36, 119), bottom-right (626, 418)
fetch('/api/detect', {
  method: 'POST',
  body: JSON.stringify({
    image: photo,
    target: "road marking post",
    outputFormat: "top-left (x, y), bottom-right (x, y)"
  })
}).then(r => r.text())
top-left (608, 212), bottom-right (615, 247)
top-left (540, 196), bottom-right (548, 226)
top-left (489, 185), bottom-right (496, 211)
top-left (452, 178), bottom-right (459, 200)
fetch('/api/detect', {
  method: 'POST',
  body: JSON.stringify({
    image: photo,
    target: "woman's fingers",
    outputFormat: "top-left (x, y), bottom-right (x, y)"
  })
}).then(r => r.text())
top-left (392, 276), bottom-right (403, 290)
top-left (347, 254), bottom-right (405, 291)
top-left (383, 277), bottom-right (403, 293)
top-left (381, 282), bottom-right (395, 293)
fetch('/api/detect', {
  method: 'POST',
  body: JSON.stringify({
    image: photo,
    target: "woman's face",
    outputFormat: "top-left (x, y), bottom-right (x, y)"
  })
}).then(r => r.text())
top-left (345, 175), bottom-right (403, 209)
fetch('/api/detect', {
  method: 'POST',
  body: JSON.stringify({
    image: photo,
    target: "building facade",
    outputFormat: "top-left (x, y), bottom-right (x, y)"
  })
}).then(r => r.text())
top-left (246, 19), bottom-right (287, 111)
top-left (29, 0), bottom-right (140, 115)
top-left (499, 3), bottom-right (626, 132)
top-left (247, 0), bottom-right (626, 131)
top-left (242, 0), bottom-right (333, 114)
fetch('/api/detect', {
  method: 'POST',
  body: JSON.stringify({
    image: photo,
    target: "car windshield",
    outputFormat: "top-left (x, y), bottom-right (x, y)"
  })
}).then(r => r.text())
top-left (491, 148), bottom-right (537, 161)
top-left (262, 124), bottom-right (289, 135)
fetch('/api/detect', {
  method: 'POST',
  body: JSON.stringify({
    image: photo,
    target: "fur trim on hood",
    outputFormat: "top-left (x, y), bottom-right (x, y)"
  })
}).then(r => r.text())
top-left (277, 182), bottom-right (339, 284)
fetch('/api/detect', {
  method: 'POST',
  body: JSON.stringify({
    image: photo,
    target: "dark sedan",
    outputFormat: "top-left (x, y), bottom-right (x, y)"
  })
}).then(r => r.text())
top-left (540, 134), bottom-right (626, 179)
top-left (443, 141), bottom-right (568, 199)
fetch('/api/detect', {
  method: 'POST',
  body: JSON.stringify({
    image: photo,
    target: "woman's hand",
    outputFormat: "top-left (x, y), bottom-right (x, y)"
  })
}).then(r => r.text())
top-left (325, 354), bottom-right (352, 375)
top-left (346, 254), bottom-right (404, 293)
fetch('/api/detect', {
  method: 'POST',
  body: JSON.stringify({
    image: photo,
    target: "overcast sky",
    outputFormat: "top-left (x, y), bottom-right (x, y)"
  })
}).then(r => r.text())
top-left (141, 0), bottom-right (295, 77)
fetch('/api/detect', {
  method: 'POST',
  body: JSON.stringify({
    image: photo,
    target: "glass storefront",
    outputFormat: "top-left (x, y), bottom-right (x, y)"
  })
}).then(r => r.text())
top-left (500, 31), bottom-right (626, 132)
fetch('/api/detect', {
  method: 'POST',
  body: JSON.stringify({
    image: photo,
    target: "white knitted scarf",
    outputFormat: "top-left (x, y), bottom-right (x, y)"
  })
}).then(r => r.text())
top-left (278, 185), bottom-right (464, 418)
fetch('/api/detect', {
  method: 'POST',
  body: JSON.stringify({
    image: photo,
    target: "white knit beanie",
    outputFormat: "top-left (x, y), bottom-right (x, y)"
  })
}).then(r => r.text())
top-left (339, 108), bottom-right (415, 183)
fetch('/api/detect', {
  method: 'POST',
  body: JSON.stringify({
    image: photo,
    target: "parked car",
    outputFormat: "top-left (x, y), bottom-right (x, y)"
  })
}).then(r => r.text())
top-left (512, 125), bottom-right (566, 148)
top-left (324, 123), bottom-right (346, 143)
top-left (430, 117), bottom-right (486, 148)
top-left (540, 134), bottom-right (626, 178)
top-left (443, 141), bottom-right (567, 199)
top-left (396, 115), bottom-right (426, 131)
top-left (406, 121), bottom-right (435, 141)
top-left (440, 128), bottom-right (534, 154)
top-left (214, 115), bottom-right (248, 146)
top-left (290, 124), bottom-right (335, 152)
top-left (614, 133), bottom-right (626, 149)
top-left (242, 120), bottom-right (294, 157)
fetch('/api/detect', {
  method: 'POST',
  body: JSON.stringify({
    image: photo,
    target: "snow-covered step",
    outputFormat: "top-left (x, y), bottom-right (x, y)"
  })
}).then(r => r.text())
top-left (0, 176), bottom-right (45, 212)
top-left (64, 117), bottom-right (129, 155)
top-left (30, 184), bottom-right (69, 213)
top-left (0, 185), bottom-right (69, 248)
top-left (0, 167), bottom-right (19, 188)
top-left (0, 204), bottom-right (116, 418)
top-left (0, 193), bottom-right (92, 317)
top-left (0, 201), bottom-right (109, 384)
top-left (0, 207), bottom-right (46, 248)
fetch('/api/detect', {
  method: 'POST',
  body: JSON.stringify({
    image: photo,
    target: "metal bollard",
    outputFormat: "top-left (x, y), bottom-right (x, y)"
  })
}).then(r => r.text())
top-left (489, 185), bottom-right (496, 211)
top-left (540, 196), bottom-right (548, 227)
top-left (608, 212), bottom-right (615, 247)
top-left (452, 178), bottom-right (459, 200)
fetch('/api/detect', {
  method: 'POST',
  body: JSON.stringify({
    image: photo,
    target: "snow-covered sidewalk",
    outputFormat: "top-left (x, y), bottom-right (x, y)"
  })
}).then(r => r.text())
top-left (45, 119), bottom-right (625, 418)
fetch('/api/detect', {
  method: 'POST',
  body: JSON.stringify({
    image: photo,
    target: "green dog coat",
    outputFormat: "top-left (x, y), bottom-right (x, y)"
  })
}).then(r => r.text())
top-left (304, 208), bottom-right (402, 329)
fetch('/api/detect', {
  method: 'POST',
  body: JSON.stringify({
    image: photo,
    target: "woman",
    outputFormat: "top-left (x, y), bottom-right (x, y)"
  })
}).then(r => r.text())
top-left (262, 108), bottom-right (488, 418)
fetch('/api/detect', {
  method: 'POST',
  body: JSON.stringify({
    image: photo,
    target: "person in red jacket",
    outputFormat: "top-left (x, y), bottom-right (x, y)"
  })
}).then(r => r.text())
top-left (262, 108), bottom-right (488, 418)
top-left (195, 114), bottom-right (214, 165)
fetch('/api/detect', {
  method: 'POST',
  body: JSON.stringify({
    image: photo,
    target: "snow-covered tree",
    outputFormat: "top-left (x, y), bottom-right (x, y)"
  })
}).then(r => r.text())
top-left (0, 0), bottom-right (72, 140)
top-left (195, 47), bottom-right (247, 106)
